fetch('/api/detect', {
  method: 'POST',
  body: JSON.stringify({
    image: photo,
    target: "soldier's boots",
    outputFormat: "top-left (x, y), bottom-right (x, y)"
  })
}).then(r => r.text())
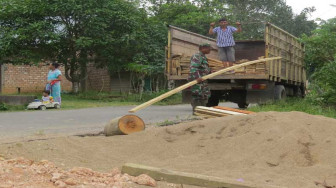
top-left (191, 98), bottom-right (208, 115)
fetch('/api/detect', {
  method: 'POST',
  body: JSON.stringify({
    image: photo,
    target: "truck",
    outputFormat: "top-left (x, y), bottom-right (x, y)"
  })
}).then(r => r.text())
top-left (165, 23), bottom-right (306, 108)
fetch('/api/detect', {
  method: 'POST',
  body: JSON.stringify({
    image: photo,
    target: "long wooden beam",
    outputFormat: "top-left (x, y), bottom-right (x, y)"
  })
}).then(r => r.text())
top-left (129, 57), bottom-right (281, 113)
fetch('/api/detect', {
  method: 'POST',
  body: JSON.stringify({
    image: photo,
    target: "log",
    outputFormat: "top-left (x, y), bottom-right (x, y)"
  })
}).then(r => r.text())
top-left (104, 115), bottom-right (145, 136)
top-left (129, 57), bottom-right (281, 113)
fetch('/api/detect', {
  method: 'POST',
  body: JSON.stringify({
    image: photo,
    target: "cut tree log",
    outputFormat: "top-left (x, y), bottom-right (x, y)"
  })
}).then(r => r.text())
top-left (129, 57), bottom-right (281, 113)
top-left (104, 115), bottom-right (145, 136)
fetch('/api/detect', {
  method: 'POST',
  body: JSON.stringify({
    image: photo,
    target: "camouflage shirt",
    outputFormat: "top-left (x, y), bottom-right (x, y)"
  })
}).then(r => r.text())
top-left (187, 52), bottom-right (211, 100)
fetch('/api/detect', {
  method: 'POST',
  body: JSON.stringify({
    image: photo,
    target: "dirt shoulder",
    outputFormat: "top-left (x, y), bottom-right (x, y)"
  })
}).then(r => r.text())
top-left (1, 111), bottom-right (336, 188)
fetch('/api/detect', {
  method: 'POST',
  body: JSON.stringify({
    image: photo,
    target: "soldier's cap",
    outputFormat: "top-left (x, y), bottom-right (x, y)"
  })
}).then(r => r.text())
top-left (199, 43), bottom-right (211, 48)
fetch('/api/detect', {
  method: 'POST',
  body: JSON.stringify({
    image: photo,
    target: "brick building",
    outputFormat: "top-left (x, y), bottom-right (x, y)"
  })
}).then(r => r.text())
top-left (86, 64), bottom-right (132, 93)
top-left (0, 64), bottom-right (132, 94)
top-left (0, 64), bottom-right (72, 94)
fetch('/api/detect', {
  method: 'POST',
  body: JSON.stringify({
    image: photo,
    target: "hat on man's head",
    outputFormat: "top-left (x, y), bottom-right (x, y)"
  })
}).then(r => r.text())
top-left (199, 43), bottom-right (211, 48)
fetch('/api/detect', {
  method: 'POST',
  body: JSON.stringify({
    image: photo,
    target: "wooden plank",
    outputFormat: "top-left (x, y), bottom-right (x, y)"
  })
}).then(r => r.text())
top-left (194, 112), bottom-right (217, 118)
top-left (196, 106), bottom-right (247, 115)
top-left (213, 106), bottom-right (255, 114)
top-left (122, 163), bottom-right (255, 188)
top-left (167, 30), bottom-right (172, 75)
top-left (194, 109), bottom-right (228, 117)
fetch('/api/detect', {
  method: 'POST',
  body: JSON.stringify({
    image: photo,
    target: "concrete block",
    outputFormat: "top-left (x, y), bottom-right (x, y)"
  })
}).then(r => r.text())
top-left (0, 95), bottom-right (37, 105)
top-left (122, 163), bottom-right (255, 188)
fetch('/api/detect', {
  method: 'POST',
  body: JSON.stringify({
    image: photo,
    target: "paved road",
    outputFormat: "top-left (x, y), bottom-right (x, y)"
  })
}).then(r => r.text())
top-left (0, 103), bottom-right (238, 140)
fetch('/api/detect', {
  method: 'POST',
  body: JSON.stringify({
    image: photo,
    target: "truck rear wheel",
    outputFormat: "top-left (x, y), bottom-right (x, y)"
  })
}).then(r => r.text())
top-left (206, 95), bottom-right (220, 107)
top-left (238, 102), bottom-right (249, 108)
top-left (294, 86), bottom-right (303, 98)
top-left (206, 90), bottom-right (221, 107)
top-left (274, 85), bottom-right (286, 100)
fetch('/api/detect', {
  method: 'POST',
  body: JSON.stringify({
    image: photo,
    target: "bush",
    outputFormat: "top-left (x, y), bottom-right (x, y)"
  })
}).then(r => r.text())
top-left (306, 61), bottom-right (336, 105)
top-left (0, 103), bottom-right (8, 111)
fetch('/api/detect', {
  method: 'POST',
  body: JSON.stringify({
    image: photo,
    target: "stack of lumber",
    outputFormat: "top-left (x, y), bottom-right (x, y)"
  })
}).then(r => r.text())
top-left (239, 56), bottom-right (267, 74)
top-left (207, 58), bottom-right (225, 72)
top-left (170, 55), bottom-right (267, 76)
top-left (194, 106), bottom-right (255, 118)
top-left (171, 55), bottom-right (190, 76)
top-left (171, 55), bottom-right (228, 76)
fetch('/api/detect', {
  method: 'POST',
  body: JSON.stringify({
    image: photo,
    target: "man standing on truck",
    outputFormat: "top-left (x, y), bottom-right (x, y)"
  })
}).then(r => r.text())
top-left (188, 43), bottom-right (212, 114)
top-left (209, 18), bottom-right (242, 67)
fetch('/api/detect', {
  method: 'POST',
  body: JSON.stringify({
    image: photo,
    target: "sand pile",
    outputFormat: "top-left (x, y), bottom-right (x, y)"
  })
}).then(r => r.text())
top-left (0, 157), bottom-right (156, 187)
top-left (1, 111), bottom-right (335, 188)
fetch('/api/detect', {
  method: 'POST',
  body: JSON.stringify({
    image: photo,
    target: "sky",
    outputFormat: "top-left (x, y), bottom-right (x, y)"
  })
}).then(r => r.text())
top-left (286, 0), bottom-right (336, 20)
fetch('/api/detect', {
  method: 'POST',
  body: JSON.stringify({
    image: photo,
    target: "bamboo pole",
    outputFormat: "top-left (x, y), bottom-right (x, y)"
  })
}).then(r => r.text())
top-left (129, 57), bottom-right (281, 113)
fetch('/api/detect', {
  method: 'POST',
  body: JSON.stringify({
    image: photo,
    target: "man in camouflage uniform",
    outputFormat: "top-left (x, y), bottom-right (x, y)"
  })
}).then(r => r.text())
top-left (188, 43), bottom-right (212, 113)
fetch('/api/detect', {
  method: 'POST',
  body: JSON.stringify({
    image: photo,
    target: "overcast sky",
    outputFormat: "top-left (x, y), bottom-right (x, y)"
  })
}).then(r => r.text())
top-left (286, 0), bottom-right (336, 20)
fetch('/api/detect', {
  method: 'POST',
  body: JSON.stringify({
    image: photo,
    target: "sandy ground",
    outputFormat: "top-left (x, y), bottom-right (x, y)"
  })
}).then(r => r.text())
top-left (1, 111), bottom-right (336, 188)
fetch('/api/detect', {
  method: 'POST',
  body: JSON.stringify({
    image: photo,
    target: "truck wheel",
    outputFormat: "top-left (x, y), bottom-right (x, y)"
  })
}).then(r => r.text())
top-left (206, 95), bottom-right (220, 107)
top-left (294, 87), bottom-right (303, 98)
top-left (206, 90), bottom-right (222, 107)
top-left (39, 105), bottom-right (47, 111)
top-left (274, 85), bottom-right (286, 100)
top-left (238, 102), bottom-right (249, 108)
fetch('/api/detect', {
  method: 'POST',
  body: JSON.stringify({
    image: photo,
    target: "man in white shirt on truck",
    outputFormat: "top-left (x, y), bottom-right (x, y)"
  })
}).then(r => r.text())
top-left (209, 18), bottom-right (242, 67)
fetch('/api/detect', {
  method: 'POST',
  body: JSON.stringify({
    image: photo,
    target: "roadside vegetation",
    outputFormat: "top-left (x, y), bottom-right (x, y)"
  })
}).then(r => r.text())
top-left (249, 98), bottom-right (336, 119)
top-left (0, 91), bottom-right (183, 112)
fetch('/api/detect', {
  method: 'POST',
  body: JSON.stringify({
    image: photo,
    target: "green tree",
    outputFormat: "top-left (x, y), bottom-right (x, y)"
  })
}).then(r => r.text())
top-left (302, 18), bottom-right (336, 105)
top-left (144, 0), bottom-right (317, 39)
top-left (149, 2), bottom-right (218, 35)
top-left (302, 18), bottom-right (336, 74)
top-left (0, 0), bottom-right (151, 92)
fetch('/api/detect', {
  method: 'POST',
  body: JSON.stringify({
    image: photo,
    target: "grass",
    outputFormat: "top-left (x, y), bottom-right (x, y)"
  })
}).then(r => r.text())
top-left (248, 98), bottom-right (336, 119)
top-left (0, 91), bottom-right (184, 112)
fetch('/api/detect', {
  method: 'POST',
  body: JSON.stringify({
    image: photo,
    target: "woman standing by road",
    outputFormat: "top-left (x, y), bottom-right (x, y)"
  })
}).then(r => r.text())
top-left (46, 62), bottom-right (62, 105)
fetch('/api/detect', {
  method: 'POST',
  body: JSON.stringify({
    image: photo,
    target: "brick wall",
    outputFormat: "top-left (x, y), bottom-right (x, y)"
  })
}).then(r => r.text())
top-left (86, 64), bottom-right (111, 92)
top-left (86, 65), bottom-right (132, 93)
top-left (1, 64), bottom-right (72, 94)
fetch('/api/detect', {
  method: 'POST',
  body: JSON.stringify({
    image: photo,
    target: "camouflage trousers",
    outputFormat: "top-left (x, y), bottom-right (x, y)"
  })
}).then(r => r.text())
top-left (190, 82), bottom-right (210, 113)
top-left (191, 82), bottom-right (211, 100)
top-left (191, 98), bottom-right (208, 114)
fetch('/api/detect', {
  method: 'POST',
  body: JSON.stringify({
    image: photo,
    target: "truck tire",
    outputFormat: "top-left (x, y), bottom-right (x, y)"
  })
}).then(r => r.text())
top-left (206, 90), bottom-right (222, 107)
top-left (39, 105), bottom-right (47, 110)
top-left (238, 102), bottom-right (249, 108)
top-left (206, 95), bottom-right (220, 107)
top-left (294, 87), bottom-right (303, 98)
top-left (274, 85), bottom-right (286, 100)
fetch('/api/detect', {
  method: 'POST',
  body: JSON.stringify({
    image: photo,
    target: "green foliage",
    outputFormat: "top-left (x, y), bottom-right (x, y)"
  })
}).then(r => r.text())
top-left (301, 18), bottom-right (336, 105)
top-left (0, 0), bottom-right (166, 91)
top-left (302, 18), bottom-right (336, 74)
top-left (0, 103), bottom-right (8, 111)
top-left (151, 2), bottom-right (216, 35)
top-left (249, 98), bottom-right (336, 119)
top-left (0, 102), bottom-right (26, 112)
top-left (306, 61), bottom-right (336, 105)
top-left (145, 0), bottom-right (317, 39)
top-left (64, 91), bottom-right (183, 105)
